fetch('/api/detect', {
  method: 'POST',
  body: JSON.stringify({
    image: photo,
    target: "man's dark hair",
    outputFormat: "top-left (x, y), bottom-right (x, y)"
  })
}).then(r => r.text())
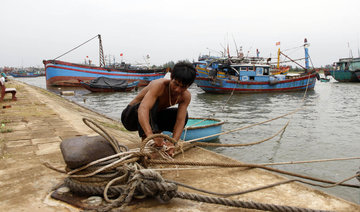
top-left (171, 62), bottom-right (197, 86)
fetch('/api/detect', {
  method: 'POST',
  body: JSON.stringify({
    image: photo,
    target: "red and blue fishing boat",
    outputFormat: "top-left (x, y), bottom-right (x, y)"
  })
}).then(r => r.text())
top-left (43, 60), bottom-right (167, 87)
top-left (194, 39), bottom-right (318, 93)
top-left (43, 34), bottom-right (167, 87)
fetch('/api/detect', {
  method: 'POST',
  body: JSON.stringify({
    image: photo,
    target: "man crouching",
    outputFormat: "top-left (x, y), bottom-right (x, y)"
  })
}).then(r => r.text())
top-left (121, 62), bottom-right (197, 157)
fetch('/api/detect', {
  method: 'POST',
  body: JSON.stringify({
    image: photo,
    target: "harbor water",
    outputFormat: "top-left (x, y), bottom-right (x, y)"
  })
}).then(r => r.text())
top-left (16, 76), bottom-right (360, 204)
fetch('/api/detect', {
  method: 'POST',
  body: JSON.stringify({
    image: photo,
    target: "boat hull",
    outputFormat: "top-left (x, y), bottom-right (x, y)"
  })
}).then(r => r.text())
top-left (355, 71), bottom-right (360, 81)
top-left (329, 70), bottom-right (359, 82)
top-left (43, 60), bottom-right (166, 87)
top-left (163, 118), bottom-right (224, 142)
top-left (195, 68), bottom-right (317, 94)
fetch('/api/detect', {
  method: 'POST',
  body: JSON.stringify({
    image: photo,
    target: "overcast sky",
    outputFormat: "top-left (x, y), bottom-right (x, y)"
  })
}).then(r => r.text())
top-left (2, 0), bottom-right (360, 68)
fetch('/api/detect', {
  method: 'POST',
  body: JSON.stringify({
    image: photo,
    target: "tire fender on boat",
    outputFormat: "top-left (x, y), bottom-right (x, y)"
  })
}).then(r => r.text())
top-left (269, 76), bottom-right (279, 85)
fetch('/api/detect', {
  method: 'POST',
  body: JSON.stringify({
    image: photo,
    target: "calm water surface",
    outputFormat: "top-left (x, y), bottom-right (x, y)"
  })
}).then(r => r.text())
top-left (16, 76), bottom-right (360, 204)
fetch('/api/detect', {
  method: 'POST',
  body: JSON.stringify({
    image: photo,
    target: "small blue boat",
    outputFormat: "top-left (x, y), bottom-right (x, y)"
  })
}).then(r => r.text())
top-left (320, 78), bottom-right (330, 82)
top-left (163, 117), bottom-right (224, 142)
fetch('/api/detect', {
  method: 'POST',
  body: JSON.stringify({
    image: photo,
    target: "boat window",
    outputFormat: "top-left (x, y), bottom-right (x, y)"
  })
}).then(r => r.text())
top-left (249, 76), bottom-right (255, 80)
top-left (256, 67), bottom-right (263, 75)
top-left (226, 68), bottom-right (237, 76)
top-left (248, 66), bottom-right (254, 71)
top-left (264, 67), bottom-right (269, 75)
top-left (232, 66), bottom-right (240, 71)
top-left (240, 67), bottom-right (247, 71)
top-left (336, 63), bottom-right (341, 70)
top-left (350, 61), bottom-right (360, 70)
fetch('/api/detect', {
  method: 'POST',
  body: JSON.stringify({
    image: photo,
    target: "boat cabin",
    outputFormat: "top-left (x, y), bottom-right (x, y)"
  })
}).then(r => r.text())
top-left (335, 57), bottom-right (360, 71)
top-left (201, 62), bottom-right (285, 82)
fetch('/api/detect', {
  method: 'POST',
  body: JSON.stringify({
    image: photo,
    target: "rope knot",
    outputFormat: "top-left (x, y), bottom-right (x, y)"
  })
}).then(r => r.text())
top-left (134, 169), bottom-right (178, 202)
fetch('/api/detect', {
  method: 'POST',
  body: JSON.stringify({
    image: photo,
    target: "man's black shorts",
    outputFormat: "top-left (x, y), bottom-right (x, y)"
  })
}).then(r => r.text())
top-left (121, 101), bottom-right (188, 138)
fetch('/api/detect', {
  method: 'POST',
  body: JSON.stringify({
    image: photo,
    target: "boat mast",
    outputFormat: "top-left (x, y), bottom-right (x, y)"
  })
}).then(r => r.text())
top-left (276, 41), bottom-right (280, 69)
top-left (98, 34), bottom-right (106, 67)
top-left (277, 48), bottom-right (280, 69)
top-left (304, 38), bottom-right (310, 71)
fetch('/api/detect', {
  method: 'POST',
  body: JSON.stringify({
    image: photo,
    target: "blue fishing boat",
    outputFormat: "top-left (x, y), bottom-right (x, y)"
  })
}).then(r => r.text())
top-left (325, 57), bottom-right (360, 82)
top-left (163, 118), bottom-right (224, 142)
top-left (9, 71), bottom-right (44, 78)
top-left (194, 39), bottom-right (318, 93)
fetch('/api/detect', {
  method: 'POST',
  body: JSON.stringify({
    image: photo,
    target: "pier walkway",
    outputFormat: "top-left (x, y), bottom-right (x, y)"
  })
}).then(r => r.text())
top-left (0, 80), bottom-right (359, 211)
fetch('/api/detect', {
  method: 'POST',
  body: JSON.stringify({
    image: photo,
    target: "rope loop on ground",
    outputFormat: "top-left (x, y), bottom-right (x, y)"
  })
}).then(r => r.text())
top-left (82, 117), bottom-right (128, 153)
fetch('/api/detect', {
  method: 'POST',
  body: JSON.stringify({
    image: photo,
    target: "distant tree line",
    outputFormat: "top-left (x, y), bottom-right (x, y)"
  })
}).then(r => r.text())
top-left (156, 59), bottom-right (192, 69)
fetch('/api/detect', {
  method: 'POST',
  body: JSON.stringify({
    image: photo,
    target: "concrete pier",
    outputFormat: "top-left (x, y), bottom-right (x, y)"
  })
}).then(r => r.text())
top-left (0, 80), bottom-right (359, 211)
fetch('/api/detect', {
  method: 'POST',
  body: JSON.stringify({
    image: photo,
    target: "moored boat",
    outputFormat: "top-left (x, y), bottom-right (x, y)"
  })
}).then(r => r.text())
top-left (163, 117), bottom-right (224, 142)
top-left (44, 60), bottom-right (166, 87)
top-left (320, 77), bottom-right (330, 82)
top-left (78, 77), bottom-right (139, 92)
top-left (194, 39), bottom-right (318, 93)
top-left (43, 34), bottom-right (167, 87)
top-left (325, 57), bottom-right (360, 82)
top-left (9, 71), bottom-right (44, 77)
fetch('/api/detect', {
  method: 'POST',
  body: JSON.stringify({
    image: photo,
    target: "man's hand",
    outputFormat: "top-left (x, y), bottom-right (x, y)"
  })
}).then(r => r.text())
top-left (153, 137), bottom-right (166, 147)
top-left (164, 141), bottom-right (175, 157)
top-left (152, 138), bottom-right (175, 157)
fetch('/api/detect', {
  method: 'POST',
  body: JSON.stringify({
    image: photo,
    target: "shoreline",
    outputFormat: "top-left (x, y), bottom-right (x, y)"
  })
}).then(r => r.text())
top-left (0, 80), bottom-right (359, 211)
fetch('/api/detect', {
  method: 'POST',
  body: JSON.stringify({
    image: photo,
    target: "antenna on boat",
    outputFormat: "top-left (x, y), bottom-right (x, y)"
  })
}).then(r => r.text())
top-left (357, 35), bottom-right (360, 57)
top-left (232, 35), bottom-right (239, 57)
top-left (347, 42), bottom-right (353, 58)
top-left (220, 43), bottom-right (226, 57)
top-left (98, 34), bottom-right (106, 67)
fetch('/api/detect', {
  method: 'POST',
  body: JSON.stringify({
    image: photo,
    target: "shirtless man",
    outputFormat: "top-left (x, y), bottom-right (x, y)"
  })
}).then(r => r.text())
top-left (121, 62), bottom-right (196, 155)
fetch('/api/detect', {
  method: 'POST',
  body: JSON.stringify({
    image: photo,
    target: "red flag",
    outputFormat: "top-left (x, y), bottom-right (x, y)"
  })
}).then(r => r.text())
top-left (120, 53), bottom-right (123, 56)
top-left (276, 42), bottom-right (280, 46)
